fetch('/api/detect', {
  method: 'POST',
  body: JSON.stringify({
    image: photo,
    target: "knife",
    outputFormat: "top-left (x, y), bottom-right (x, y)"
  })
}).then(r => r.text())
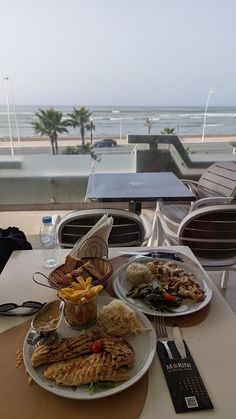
top-left (119, 251), bottom-right (183, 261)
top-left (173, 326), bottom-right (187, 359)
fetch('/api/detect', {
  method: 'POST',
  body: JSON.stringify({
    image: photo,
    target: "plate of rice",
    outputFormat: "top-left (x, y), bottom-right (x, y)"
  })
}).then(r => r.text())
top-left (113, 255), bottom-right (213, 317)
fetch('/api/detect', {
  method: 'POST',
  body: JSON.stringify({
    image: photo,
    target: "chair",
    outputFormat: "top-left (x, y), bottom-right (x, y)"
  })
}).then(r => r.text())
top-left (159, 161), bottom-right (236, 229)
top-left (155, 204), bottom-right (236, 289)
top-left (57, 209), bottom-right (152, 248)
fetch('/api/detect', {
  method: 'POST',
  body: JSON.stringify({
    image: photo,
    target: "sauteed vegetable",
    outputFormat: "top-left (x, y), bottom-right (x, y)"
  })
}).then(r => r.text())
top-left (126, 283), bottom-right (182, 312)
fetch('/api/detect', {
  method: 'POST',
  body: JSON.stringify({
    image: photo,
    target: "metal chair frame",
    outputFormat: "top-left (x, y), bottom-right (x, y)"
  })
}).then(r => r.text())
top-left (155, 204), bottom-right (236, 289)
top-left (159, 161), bottom-right (236, 230)
top-left (57, 208), bottom-right (152, 249)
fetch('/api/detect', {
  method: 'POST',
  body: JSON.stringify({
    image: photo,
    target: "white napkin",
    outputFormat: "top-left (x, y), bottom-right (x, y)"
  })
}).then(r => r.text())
top-left (69, 214), bottom-right (113, 258)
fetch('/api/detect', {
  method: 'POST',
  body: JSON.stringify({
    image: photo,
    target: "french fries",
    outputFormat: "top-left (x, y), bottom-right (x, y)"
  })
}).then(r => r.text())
top-left (58, 276), bottom-right (103, 304)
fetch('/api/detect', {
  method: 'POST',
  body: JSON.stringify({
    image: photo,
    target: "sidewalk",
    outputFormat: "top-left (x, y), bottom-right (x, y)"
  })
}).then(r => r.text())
top-left (0, 134), bottom-right (236, 150)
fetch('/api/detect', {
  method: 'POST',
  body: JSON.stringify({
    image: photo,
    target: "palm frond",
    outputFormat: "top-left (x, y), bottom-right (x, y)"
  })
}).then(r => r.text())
top-left (32, 108), bottom-right (69, 144)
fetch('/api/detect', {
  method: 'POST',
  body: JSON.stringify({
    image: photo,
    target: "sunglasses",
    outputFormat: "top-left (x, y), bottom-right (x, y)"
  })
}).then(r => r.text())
top-left (0, 301), bottom-right (46, 316)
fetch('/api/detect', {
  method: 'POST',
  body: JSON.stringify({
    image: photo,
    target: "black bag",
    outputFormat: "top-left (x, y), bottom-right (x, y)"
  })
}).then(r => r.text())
top-left (0, 227), bottom-right (32, 273)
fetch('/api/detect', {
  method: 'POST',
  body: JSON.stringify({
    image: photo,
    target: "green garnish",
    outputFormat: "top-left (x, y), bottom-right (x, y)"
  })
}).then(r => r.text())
top-left (88, 381), bottom-right (116, 394)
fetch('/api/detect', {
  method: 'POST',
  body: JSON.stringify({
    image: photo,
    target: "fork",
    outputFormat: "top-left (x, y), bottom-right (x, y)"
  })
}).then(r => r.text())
top-left (154, 316), bottom-right (173, 359)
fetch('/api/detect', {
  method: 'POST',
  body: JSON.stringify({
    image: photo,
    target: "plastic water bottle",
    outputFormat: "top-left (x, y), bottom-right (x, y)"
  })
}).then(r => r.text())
top-left (40, 216), bottom-right (58, 269)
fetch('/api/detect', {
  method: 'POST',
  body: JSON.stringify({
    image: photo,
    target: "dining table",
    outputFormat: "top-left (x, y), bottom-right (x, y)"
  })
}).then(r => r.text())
top-left (0, 245), bottom-right (236, 419)
top-left (85, 172), bottom-right (195, 215)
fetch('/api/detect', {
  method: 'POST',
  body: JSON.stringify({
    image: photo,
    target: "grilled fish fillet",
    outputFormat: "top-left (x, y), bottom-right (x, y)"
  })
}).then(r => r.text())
top-left (31, 331), bottom-right (134, 368)
top-left (31, 333), bottom-right (94, 368)
top-left (44, 352), bottom-right (129, 386)
top-left (98, 333), bottom-right (134, 369)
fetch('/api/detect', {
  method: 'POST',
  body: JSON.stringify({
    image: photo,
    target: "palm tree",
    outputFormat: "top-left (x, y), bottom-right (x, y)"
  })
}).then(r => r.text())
top-left (67, 106), bottom-right (92, 146)
top-left (32, 108), bottom-right (69, 155)
top-left (144, 117), bottom-right (153, 134)
top-left (161, 127), bottom-right (176, 134)
top-left (86, 120), bottom-right (96, 144)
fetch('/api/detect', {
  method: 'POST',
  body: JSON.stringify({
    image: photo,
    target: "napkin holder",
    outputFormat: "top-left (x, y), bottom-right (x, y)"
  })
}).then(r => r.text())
top-left (68, 236), bottom-right (109, 259)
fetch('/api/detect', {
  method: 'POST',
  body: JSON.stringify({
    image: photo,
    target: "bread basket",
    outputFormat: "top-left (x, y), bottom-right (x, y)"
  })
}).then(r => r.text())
top-left (48, 257), bottom-right (113, 289)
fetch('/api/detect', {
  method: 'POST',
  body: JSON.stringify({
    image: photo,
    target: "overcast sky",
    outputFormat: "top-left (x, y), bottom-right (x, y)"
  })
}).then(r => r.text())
top-left (0, 0), bottom-right (235, 106)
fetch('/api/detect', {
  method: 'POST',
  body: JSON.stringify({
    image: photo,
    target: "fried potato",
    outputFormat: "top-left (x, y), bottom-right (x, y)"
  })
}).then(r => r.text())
top-left (58, 277), bottom-right (103, 303)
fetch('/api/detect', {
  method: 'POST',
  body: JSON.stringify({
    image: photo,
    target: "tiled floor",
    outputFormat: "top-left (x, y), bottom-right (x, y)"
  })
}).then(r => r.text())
top-left (0, 210), bottom-right (69, 235)
top-left (0, 210), bottom-right (70, 249)
top-left (1, 209), bottom-right (235, 314)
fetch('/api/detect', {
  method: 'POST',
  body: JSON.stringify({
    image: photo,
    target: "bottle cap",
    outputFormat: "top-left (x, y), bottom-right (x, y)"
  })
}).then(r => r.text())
top-left (42, 216), bottom-right (52, 224)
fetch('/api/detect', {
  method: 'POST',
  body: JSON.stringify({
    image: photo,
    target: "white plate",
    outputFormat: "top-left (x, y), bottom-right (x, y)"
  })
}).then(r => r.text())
top-left (113, 254), bottom-right (213, 317)
top-left (23, 296), bottom-right (156, 400)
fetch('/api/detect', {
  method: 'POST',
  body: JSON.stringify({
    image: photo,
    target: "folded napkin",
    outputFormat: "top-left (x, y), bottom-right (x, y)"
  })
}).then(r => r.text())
top-left (157, 341), bottom-right (214, 413)
top-left (69, 214), bottom-right (113, 258)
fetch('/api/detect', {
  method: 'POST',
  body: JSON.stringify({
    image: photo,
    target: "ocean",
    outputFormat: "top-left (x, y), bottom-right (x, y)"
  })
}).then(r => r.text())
top-left (0, 105), bottom-right (236, 139)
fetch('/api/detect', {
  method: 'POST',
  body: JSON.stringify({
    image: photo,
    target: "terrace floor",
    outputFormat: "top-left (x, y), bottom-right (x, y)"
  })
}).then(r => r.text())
top-left (1, 208), bottom-right (236, 315)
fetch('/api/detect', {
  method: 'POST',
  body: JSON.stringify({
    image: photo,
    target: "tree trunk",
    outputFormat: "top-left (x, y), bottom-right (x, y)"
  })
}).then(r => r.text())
top-left (81, 125), bottom-right (85, 146)
top-left (54, 134), bottom-right (59, 155)
top-left (50, 136), bottom-right (55, 155)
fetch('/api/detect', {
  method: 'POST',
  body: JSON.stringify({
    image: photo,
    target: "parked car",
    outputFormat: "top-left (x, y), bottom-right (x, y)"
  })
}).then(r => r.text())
top-left (92, 139), bottom-right (117, 148)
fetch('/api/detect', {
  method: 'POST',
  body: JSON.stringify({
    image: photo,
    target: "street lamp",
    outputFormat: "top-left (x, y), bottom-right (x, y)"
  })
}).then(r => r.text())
top-left (201, 88), bottom-right (215, 143)
top-left (3, 75), bottom-right (14, 155)
top-left (11, 87), bottom-right (21, 148)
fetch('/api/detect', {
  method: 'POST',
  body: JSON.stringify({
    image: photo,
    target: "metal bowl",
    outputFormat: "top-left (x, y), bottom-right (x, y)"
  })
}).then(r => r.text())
top-left (31, 300), bottom-right (63, 336)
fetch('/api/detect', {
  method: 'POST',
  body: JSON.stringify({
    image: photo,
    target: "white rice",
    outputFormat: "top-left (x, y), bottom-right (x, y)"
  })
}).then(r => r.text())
top-left (125, 262), bottom-right (153, 284)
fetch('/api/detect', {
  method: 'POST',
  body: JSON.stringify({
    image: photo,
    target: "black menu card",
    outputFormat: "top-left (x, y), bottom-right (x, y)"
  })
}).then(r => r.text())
top-left (157, 340), bottom-right (214, 413)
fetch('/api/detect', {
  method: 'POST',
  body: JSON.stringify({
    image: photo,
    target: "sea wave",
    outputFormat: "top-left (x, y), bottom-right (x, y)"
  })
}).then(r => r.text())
top-left (109, 117), bottom-right (134, 121)
top-left (206, 113), bottom-right (236, 118)
top-left (93, 116), bottom-right (110, 120)
top-left (18, 112), bottom-right (34, 115)
top-left (206, 123), bottom-right (224, 127)
top-left (1, 105), bottom-right (236, 137)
